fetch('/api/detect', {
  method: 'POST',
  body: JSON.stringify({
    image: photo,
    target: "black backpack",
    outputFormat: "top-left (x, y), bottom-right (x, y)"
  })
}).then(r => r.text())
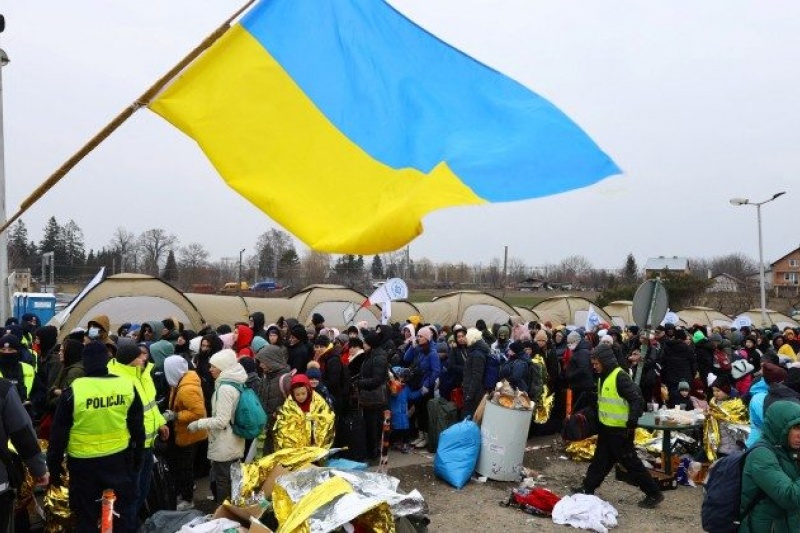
top-left (561, 406), bottom-right (599, 442)
top-left (701, 442), bottom-right (770, 532)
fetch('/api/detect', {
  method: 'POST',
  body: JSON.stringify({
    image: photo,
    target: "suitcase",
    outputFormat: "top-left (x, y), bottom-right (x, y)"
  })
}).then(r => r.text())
top-left (145, 455), bottom-right (177, 515)
top-left (339, 409), bottom-right (368, 461)
top-left (426, 398), bottom-right (459, 453)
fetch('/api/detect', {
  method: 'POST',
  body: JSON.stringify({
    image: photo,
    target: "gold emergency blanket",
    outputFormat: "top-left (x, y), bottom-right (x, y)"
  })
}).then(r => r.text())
top-left (239, 446), bottom-right (332, 501)
top-left (273, 468), bottom-right (421, 533)
top-left (704, 397), bottom-right (748, 462)
top-left (534, 384), bottom-right (554, 424)
top-left (274, 392), bottom-right (336, 451)
top-left (565, 428), bottom-right (656, 461)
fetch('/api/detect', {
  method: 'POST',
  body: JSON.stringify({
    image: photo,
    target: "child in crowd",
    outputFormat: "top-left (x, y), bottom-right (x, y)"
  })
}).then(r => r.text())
top-left (667, 381), bottom-right (693, 410)
top-left (306, 361), bottom-right (334, 407)
top-left (389, 367), bottom-right (422, 453)
top-left (273, 374), bottom-right (335, 451)
top-left (731, 359), bottom-right (755, 397)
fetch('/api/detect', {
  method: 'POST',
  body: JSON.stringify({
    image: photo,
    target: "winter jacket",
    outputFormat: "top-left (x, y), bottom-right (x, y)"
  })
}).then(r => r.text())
top-left (402, 343), bottom-right (441, 392)
top-left (287, 341), bottom-right (312, 374)
top-left (195, 364), bottom-right (247, 462)
top-left (357, 347), bottom-right (389, 404)
top-left (0, 379), bottom-right (46, 494)
top-left (739, 401), bottom-right (800, 532)
top-left (660, 339), bottom-right (696, 388)
top-left (245, 371), bottom-right (262, 392)
top-left (46, 361), bottom-right (85, 412)
top-left (566, 339), bottom-right (594, 393)
top-left (389, 383), bottom-right (422, 430)
top-left (319, 347), bottom-right (349, 411)
top-left (463, 340), bottom-right (488, 407)
top-left (745, 378), bottom-right (770, 448)
top-left (257, 345), bottom-right (291, 417)
top-left (273, 391), bottom-right (335, 450)
top-left (500, 354), bottom-right (532, 394)
top-left (592, 352), bottom-right (645, 429)
top-left (693, 338), bottom-right (714, 378)
top-left (169, 370), bottom-right (208, 447)
top-left (149, 339), bottom-right (175, 369)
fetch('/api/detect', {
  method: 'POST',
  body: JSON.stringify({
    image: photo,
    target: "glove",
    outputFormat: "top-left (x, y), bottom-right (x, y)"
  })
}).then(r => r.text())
top-left (163, 410), bottom-right (176, 422)
top-left (187, 421), bottom-right (201, 433)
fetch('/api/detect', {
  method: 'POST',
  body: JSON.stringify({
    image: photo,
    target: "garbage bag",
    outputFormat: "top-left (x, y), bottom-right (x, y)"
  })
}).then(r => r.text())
top-left (434, 419), bottom-right (481, 489)
top-left (138, 509), bottom-right (205, 533)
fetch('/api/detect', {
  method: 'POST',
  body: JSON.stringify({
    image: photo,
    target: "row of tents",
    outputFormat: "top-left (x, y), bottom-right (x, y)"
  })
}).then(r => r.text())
top-left (45, 273), bottom-right (799, 339)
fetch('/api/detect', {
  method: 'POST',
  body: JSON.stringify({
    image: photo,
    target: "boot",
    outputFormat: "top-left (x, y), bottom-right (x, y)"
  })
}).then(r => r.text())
top-left (638, 492), bottom-right (664, 509)
top-left (414, 431), bottom-right (428, 449)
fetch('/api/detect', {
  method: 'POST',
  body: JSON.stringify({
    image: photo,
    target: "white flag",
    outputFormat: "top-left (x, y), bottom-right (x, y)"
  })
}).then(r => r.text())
top-left (585, 305), bottom-right (601, 331)
top-left (661, 309), bottom-right (680, 326)
top-left (363, 278), bottom-right (409, 306)
top-left (381, 301), bottom-right (392, 325)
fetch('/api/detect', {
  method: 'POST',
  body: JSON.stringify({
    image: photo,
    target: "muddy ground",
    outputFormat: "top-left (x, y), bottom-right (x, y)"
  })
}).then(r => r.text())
top-left (191, 435), bottom-right (703, 532)
top-left (389, 435), bottom-right (702, 533)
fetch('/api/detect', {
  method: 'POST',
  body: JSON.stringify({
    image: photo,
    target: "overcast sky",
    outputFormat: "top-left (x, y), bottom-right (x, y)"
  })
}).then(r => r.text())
top-left (1, 1), bottom-right (798, 270)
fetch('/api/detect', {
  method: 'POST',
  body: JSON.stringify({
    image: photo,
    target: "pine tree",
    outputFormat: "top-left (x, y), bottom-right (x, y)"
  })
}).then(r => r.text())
top-left (277, 248), bottom-right (300, 284)
top-left (8, 221), bottom-right (31, 270)
top-left (62, 220), bottom-right (86, 279)
top-left (622, 253), bottom-right (639, 284)
top-left (162, 249), bottom-right (179, 281)
top-left (370, 255), bottom-right (384, 279)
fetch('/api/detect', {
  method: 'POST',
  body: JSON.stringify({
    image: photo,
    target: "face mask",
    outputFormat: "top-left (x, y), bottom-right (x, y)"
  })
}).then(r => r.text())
top-left (88, 327), bottom-right (101, 340)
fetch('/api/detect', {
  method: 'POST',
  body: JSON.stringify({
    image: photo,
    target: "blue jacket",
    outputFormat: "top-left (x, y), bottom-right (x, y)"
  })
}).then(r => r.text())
top-left (389, 384), bottom-right (422, 430)
top-left (403, 344), bottom-right (441, 392)
top-left (746, 378), bottom-right (770, 448)
top-left (500, 355), bottom-right (531, 394)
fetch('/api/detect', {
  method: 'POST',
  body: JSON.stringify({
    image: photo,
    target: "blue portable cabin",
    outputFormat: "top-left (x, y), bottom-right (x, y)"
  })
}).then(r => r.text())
top-left (13, 292), bottom-right (57, 325)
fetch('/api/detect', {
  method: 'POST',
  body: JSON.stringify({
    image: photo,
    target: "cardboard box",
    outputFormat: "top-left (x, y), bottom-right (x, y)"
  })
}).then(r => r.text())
top-left (213, 502), bottom-right (273, 532)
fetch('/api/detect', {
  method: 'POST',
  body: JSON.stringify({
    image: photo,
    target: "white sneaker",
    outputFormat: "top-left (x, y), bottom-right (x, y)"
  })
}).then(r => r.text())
top-left (176, 499), bottom-right (195, 511)
top-left (414, 433), bottom-right (428, 449)
top-left (409, 435), bottom-right (423, 446)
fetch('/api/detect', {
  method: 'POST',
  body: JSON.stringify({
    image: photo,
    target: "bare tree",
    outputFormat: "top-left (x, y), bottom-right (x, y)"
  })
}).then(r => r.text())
top-left (177, 243), bottom-right (212, 290)
top-left (300, 251), bottom-right (331, 287)
top-left (255, 229), bottom-right (295, 278)
top-left (109, 227), bottom-right (138, 272)
top-left (507, 257), bottom-right (529, 282)
top-left (558, 255), bottom-right (593, 284)
top-left (138, 228), bottom-right (178, 276)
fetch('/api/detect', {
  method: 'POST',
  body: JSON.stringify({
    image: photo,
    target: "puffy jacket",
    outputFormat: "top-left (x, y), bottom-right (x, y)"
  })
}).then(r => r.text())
top-left (463, 340), bottom-right (488, 406)
top-left (287, 341), bottom-right (311, 374)
top-left (389, 384), bottom-right (422, 431)
top-left (500, 355), bottom-right (532, 394)
top-left (660, 339), bottom-right (696, 387)
top-left (195, 364), bottom-right (247, 462)
top-left (566, 339), bottom-right (594, 392)
top-left (169, 370), bottom-right (207, 447)
top-left (739, 401), bottom-right (800, 532)
top-left (256, 345), bottom-right (291, 417)
top-left (402, 343), bottom-right (440, 392)
top-left (47, 361), bottom-right (85, 412)
top-left (745, 378), bottom-right (770, 448)
top-left (108, 359), bottom-right (167, 448)
top-left (357, 347), bottom-right (389, 402)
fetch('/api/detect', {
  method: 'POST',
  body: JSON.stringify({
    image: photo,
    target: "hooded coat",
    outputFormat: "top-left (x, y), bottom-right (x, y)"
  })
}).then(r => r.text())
top-left (194, 363), bottom-right (247, 462)
top-left (168, 369), bottom-right (208, 447)
top-left (661, 338), bottom-right (697, 388)
top-left (234, 324), bottom-right (255, 358)
top-left (566, 338), bottom-right (594, 393)
top-left (463, 337), bottom-right (488, 412)
top-left (250, 312), bottom-right (267, 339)
top-left (739, 401), bottom-right (800, 532)
top-left (256, 345), bottom-right (291, 417)
top-left (746, 378), bottom-right (771, 448)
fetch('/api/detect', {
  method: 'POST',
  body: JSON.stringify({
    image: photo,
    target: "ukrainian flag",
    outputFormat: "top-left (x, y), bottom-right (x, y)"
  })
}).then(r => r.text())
top-left (150, 0), bottom-right (619, 254)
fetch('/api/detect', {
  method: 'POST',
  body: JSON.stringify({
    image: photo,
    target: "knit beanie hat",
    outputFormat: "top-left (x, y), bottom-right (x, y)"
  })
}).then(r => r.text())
top-left (251, 336), bottom-right (268, 354)
top-left (692, 330), bottom-right (706, 343)
top-left (209, 348), bottom-right (238, 372)
top-left (417, 327), bottom-right (433, 342)
top-left (674, 329), bottom-right (688, 341)
top-left (761, 362), bottom-right (787, 384)
top-left (306, 361), bottom-right (322, 380)
top-left (508, 341), bottom-right (524, 356)
top-left (62, 339), bottom-right (84, 367)
top-left (364, 332), bottom-right (382, 349)
top-left (311, 313), bottom-right (325, 326)
top-left (591, 344), bottom-right (617, 369)
top-left (82, 341), bottom-right (109, 376)
top-left (678, 381), bottom-right (690, 391)
top-left (116, 342), bottom-right (142, 366)
top-left (289, 324), bottom-right (307, 342)
top-left (712, 377), bottom-right (732, 395)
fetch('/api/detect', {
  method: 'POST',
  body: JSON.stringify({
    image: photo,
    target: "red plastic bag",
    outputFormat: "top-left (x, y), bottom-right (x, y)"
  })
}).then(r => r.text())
top-left (450, 387), bottom-right (464, 410)
top-left (512, 487), bottom-right (561, 515)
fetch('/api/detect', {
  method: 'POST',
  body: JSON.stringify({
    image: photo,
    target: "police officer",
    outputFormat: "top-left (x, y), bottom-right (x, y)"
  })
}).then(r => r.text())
top-left (0, 335), bottom-right (35, 409)
top-left (572, 343), bottom-right (664, 508)
top-left (47, 341), bottom-right (144, 533)
top-left (0, 376), bottom-right (48, 533)
top-left (108, 341), bottom-right (168, 527)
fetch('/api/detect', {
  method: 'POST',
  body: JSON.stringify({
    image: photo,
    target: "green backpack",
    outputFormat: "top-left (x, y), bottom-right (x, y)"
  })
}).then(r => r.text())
top-left (221, 381), bottom-right (267, 440)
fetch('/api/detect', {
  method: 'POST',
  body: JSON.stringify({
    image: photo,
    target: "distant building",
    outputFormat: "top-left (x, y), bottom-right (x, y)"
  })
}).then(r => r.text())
top-left (517, 278), bottom-right (545, 291)
top-left (771, 246), bottom-right (800, 295)
top-left (706, 273), bottom-right (742, 293)
top-left (644, 256), bottom-right (690, 278)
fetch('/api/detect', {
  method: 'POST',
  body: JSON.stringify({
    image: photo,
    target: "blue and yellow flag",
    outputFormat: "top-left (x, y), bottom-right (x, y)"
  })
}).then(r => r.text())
top-left (150, 0), bottom-right (619, 254)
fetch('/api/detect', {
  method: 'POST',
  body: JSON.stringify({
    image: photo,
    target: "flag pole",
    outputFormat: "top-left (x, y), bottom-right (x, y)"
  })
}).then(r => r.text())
top-left (0, 0), bottom-right (256, 235)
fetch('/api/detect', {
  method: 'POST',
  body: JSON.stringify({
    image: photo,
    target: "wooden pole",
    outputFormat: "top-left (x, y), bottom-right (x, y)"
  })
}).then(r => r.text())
top-left (0, 0), bottom-right (256, 235)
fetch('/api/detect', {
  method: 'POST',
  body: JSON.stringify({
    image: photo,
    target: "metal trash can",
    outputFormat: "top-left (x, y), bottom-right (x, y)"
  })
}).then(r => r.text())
top-left (475, 399), bottom-right (533, 481)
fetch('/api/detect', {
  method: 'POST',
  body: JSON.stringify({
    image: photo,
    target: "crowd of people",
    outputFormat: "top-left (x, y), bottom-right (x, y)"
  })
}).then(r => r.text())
top-left (4, 308), bottom-right (800, 531)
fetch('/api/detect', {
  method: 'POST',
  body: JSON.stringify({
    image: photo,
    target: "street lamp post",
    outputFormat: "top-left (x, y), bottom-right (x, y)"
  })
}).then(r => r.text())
top-left (730, 191), bottom-right (787, 328)
top-left (238, 248), bottom-right (245, 294)
top-left (0, 39), bottom-right (10, 321)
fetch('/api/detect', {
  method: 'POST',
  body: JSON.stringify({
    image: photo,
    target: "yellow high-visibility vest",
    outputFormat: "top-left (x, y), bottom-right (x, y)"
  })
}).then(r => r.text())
top-left (108, 359), bottom-right (165, 448)
top-left (67, 376), bottom-right (135, 459)
top-left (598, 367), bottom-right (629, 428)
top-left (0, 362), bottom-right (35, 399)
